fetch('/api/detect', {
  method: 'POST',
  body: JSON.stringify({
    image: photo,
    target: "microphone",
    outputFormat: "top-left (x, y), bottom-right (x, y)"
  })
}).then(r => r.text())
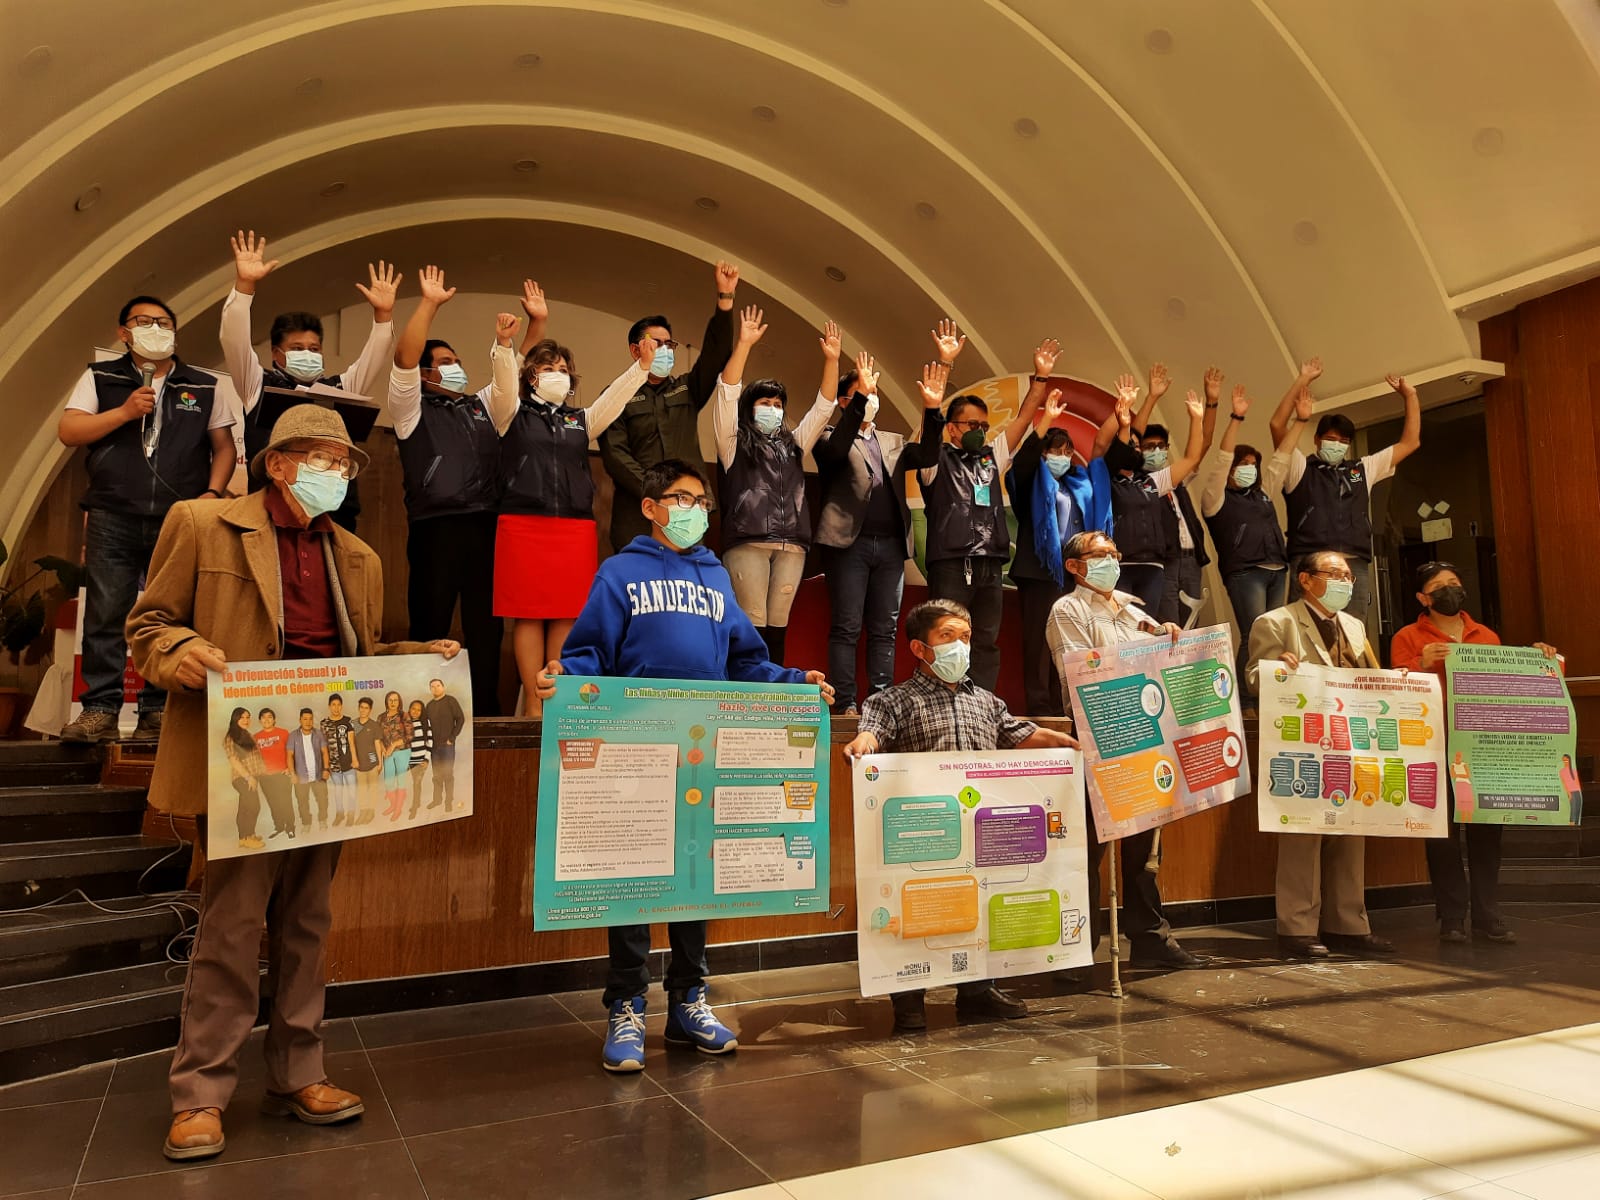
top-left (140, 363), bottom-right (157, 458)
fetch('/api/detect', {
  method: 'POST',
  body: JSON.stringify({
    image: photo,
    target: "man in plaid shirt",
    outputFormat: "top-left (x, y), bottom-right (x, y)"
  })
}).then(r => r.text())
top-left (845, 598), bottom-right (1077, 1032)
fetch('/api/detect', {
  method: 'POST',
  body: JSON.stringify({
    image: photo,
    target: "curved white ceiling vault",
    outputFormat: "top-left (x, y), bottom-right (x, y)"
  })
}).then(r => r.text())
top-left (3, 0), bottom-right (1599, 554)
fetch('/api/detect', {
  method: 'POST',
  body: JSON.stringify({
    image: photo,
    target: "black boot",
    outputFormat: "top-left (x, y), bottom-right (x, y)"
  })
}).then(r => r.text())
top-left (760, 624), bottom-right (787, 664)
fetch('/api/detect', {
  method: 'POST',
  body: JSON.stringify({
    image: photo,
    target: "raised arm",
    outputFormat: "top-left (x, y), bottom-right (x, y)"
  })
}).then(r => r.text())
top-left (1092, 374), bottom-right (1140, 459)
top-left (1263, 386), bottom-right (1314, 496)
top-left (1200, 365), bottom-right (1223, 450)
top-left (713, 305), bottom-right (766, 468)
top-left (1132, 361), bottom-right (1168, 434)
top-left (517, 279), bottom-right (549, 357)
top-left (899, 362), bottom-right (951, 471)
top-left (487, 312), bottom-right (522, 436)
top-left (1000, 337), bottom-right (1060, 453)
top-left (1167, 389), bottom-right (1206, 485)
top-left (1384, 373), bottom-right (1422, 466)
top-left (338, 260), bottom-right (402, 398)
top-left (795, 322), bottom-right (843, 453)
top-left (686, 260), bottom-right (741, 409)
top-left (582, 357), bottom-right (651, 441)
top-left (1201, 384), bottom-right (1250, 515)
top-left (1270, 356), bottom-right (1322, 447)
top-left (930, 318), bottom-right (967, 381)
top-left (220, 229), bottom-right (278, 410)
top-left (394, 265), bottom-right (456, 370)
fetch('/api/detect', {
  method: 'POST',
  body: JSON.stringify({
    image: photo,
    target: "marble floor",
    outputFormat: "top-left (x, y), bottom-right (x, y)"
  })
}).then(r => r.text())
top-left (3, 902), bottom-right (1600, 1200)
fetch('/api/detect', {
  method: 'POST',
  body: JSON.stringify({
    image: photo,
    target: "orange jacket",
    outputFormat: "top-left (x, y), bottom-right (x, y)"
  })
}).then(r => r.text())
top-left (1387, 611), bottom-right (1500, 673)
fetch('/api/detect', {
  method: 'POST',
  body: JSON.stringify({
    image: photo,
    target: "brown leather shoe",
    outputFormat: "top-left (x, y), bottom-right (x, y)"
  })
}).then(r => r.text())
top-left (262, 1080), bottom-right (365, 1125)
top-left (163, 1107), bottom-right (224, 1161)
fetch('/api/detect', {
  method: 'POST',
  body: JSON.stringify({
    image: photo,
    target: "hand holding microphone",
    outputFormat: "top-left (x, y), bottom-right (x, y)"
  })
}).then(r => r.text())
top-left (136, 364), bottom-right (158, 457)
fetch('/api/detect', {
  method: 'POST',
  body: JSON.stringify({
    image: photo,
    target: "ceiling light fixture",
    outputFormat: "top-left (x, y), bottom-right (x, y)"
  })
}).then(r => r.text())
top-left (21, 45), bottom-right (53, 74)
top-left (1145, 29), bottom-right (1175, 54)
top-left (825, 266), bottom-right (847, 282)
top-left (1293, 220), bottom-right (1320, 245)
top-left (294, 76), bottom-right (324, 98)
top-left (514, 158), bottom-right (540, 172)
top-left (752, 105), bottom-right (777, 122)
top-left (1165, 297), bottom-right (1187, 320)
top-left (915, 201), bottom-right (937, 220)
top-left (320, 181), bottom-right (347, 197)
top-left (1472, 126), bottom-right (1505, 156)
top-left (73, 186), bottom-right (101, 212)
top-left (1013, 117), bottom-right (1039, 138)
top-left (515, 52), bottom-right (542, 68)
top-left (695, 196), bottom-right (720, 211)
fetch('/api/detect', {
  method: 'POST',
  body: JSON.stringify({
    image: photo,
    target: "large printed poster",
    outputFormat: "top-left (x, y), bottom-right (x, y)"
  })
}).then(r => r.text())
top-left (1060, 624), bottom-right (1249, 841)
top-left (853, 750), bottom-right (1092, 996)
top-left (1257, 662), bottom-right (1445, 838)
top-left (1445, 645), bottom-right (1580, 826)
top-left (534, 676), bottom-right (830, 929)
top-left (206, 652), bottom-right (473, 860)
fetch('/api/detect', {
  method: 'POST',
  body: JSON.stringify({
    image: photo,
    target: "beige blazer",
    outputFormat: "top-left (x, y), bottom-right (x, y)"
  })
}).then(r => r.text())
top-left (127, 492), bottom-right (432, 815)
top-left (1245, 599), bottom-right (1378, 693)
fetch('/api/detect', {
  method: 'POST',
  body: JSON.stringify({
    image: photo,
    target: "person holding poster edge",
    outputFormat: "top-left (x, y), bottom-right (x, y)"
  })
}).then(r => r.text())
top-left (1390, 560), bottom-right (1561, 945)
top-left (1246, 551), bottom-right (1395, 961)
top-left (127, 405), bottom-right (457, 1163)
top-left (1044, 531), bottom-right (1207, 974)
top-left (535, 458), bottom-right (833, 1074)
top-left (844, 599), bottom-right (1078, 1032)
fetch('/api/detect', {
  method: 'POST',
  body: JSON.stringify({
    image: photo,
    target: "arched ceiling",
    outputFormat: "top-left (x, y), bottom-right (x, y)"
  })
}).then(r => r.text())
top-left (4, 0), bottom-right (1599, 549)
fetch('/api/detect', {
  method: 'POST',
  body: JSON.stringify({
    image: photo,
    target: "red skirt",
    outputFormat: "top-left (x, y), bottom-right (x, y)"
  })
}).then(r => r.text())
top-left (494, 514), bottom-right (598, 619)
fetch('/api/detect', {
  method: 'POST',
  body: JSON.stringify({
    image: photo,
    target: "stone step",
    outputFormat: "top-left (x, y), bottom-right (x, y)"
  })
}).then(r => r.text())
top-left (0, 835), bottom-right (189, 907)
top-left (0, 786), bottom-right (148, 845)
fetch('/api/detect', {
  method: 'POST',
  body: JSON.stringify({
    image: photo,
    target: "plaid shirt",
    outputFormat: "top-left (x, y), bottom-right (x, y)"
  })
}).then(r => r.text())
top-left (859, 668), bottom-right (1036, 753)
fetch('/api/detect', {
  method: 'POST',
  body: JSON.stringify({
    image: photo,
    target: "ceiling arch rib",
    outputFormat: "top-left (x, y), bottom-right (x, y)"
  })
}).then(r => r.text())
top-left (0, 0), bottom-right (1136, 375)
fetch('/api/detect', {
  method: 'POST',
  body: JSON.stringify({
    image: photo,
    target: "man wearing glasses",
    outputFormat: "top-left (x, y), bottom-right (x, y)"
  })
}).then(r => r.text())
top-left (128, 405), bottom-right (457, 1161)
top-left (57, 296), bottom-right (236, 743)
top-left (599, 261), bottom-right (742, 550)
top-left (1246, 550), bottom-right (1395, 961)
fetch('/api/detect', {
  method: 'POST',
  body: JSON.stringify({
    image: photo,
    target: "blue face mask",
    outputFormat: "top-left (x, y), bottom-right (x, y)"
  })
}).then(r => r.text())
top-left (1143, 447), bottom-right (1169, 471)
top-left (283, 350), bottom-right (324, 382)
top-left (650, 345), bottom-right (676, 377)
top-left (752, 405), bottom-right (784, 435)
top-left (1082, 556), bottom-right (1121, 592)
top-left (924, 639), bottom-right (970, 683)
top-left (1318, 440), bottom-right (1349, 465)
top-left (437, 363), bottom-right (469, 393)
top-left (1232, 464), bottom-right (1258, 489)
top-left (288, 463), bottom-right (348, 518)
top-left (1045, 454), bottom-right (1073, 479)
top-left (661, 505), bottom-right (708, 549)
top-left (1320, 578), bottom-right (1354, 613)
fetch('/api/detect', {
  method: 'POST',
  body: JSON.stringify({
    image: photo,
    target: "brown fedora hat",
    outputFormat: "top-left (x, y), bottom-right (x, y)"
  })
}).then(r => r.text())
top-left (249, 403), bottom-right (369, 480)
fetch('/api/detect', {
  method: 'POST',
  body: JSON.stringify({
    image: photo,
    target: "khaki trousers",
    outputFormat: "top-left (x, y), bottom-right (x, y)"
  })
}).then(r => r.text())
top-left (1274, 833), bottom-right (1370, 937)
top-left (169, 827), bottom-right (341, 1111)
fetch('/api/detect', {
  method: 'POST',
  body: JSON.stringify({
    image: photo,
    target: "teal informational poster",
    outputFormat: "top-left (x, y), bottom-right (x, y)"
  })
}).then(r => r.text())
top-left (1445, 645), bottom-right (1580, 826)
top-left (533, 675), bottom-right (831, 929)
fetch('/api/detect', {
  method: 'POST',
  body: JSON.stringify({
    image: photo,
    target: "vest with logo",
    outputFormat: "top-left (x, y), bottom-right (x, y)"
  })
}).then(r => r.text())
top-left (1286, 457), bottom-right (1372, 559)
top-left (924, 442), bottom-right (1009, 563)
top-left (398, 385), bottom-right (503, 521)
top-left (80, 354), bottom-right (217, 517)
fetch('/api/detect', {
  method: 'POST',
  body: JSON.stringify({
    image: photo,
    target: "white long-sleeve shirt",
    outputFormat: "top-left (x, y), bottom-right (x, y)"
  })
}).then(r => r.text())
top-left (218, 287), bottom-right (393, 411)
top-left (576, 359), bottom-right (651, 442)
top-left (387, 343), bottom-right (520, 440)
top-left (712, 378), bottom-right (835, 469)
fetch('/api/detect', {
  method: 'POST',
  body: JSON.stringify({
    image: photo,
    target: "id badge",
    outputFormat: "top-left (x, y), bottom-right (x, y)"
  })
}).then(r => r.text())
top-left (973, 482), bottom-right (991, 506)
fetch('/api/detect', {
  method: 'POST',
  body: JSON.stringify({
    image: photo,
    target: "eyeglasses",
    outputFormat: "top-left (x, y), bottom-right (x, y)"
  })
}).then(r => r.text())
top-left (950, 420), bottom-right (991, 432)
top-left (125, 315), bottom-right (176, 330)
top-left (659, 490), bottom-right (715, 512)
top-left (642, 338), bottom-right (680, 351)
top-left (1311, 569), bottom-right (1355, 583)
top-left (284, 448), bottom-right (361, 480)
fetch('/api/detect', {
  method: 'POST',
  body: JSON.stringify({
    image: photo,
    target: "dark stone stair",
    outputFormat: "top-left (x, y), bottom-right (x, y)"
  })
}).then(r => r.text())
top-left (0, 835), bottom-right (190, 906)
top-left (0, 961), bottom-right (189, 1084)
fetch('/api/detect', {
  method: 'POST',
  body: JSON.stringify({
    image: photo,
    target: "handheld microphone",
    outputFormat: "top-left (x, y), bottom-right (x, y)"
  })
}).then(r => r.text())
top-left (140, 363), bottom-right (157, 458)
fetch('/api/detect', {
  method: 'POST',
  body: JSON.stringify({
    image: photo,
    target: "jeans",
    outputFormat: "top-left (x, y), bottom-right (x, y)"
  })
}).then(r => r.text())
top-left (1157, 550), bottom-right (1203, 626)
top-left (603, 921), bottom-right (708, 1007)
top-left (327, 769), bottom-right (356, 818)
top-left (292, 778), bottom-right (327, 825)
top-left (1015, 576), bottom-right (1066, 716)
top-left (1117, 562), bottom-right (1166, 618)
top-left (1288, 556), bottom-right (1373, 619)
top-left (1425, 812), bottom-right (1504, 929)
top-left (408, 513), bottom-right (502, 716)
top-left (925, 557), bottom-right (1005, 692)
top-left (823, 537), bottom-right (906, 711)
top-left (1223, 566), bottom-right (1289, 696)
top-left (432, 745), bottom-right (456, 810)
top-left (259, 774), bottom-right (295, 835)
top-left (81, 509), bottom-right (168, 715)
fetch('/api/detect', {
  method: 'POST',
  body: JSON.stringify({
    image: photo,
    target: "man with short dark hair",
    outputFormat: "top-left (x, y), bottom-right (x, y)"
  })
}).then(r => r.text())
top-left (425, 677), bottom-right (465, 813)
top-left (351, 696), bottom-right (382, 825)
top-left (598, 261), bottom-right (741, 550)
top-left (321, 694), bottom-right (356, 827)
top-left (289, 707), bottom-right (328, 831)
top-left (253, 707), bottom-right (295, 840)
top-left (58, 295), bottom-right (236, 743)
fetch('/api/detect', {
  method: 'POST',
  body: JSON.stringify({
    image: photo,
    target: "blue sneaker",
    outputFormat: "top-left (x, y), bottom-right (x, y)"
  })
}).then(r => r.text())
top-left (665, 985), bottom-right (738, 1055)
top-left (602, 996), bottom-right (647, 1073)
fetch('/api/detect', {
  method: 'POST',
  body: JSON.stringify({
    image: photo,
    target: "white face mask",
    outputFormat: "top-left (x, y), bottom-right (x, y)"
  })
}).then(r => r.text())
top-left (534, 371), bottom-right (571, 404)
top-left (129, 324), bottom-right (175, 359)
top-left (862, 395), bottom-right (880, 424)
top-left (436, 363), bottom-right (469, 393)
top-left (283, 349), bottom-right (324, 382)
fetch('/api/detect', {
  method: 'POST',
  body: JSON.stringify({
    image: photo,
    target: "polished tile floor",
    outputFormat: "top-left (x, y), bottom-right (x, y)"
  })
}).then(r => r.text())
top-left (4, 902), bottom-right (1600, 1199)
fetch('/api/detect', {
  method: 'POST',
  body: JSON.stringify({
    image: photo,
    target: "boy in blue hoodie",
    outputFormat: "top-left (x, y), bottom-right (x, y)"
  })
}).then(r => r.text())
top-left (536, 458), bottom-right (833, 1073)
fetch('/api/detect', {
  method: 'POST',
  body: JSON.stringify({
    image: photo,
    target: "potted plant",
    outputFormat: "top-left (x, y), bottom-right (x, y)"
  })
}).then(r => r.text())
top-left (0, 537), bottom-right (84, 736)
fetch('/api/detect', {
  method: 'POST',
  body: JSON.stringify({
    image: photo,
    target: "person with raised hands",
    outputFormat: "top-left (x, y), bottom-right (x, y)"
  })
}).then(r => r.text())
top-left (496, 282), bottom-right (653, 716)
top-left (920, 329), bottom-right (1055, 691)
top-left (386, 265), bottom-right (519, 714)
top-left (1136, 365), bottom-right (1221, 624)
top-left (814, 353), bottom-right (948, 714)
top-left (711, 307), bottom-right (839, 662)
top-left (220, 230), bottom-right (399, 531)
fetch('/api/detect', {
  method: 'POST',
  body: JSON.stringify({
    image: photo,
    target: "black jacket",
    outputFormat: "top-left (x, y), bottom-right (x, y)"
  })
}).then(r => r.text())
top-left (813, 399), bottom-right (943, 557)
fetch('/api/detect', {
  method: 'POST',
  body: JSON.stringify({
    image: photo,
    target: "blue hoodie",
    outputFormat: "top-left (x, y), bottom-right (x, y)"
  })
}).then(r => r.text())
top-left (560, 536), bottom-right (808, 684)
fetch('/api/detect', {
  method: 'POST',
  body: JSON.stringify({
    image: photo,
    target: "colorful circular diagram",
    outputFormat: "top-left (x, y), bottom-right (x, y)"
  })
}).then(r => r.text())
top-left (689, 725), bottom-right (706, 740)
top-left (1220, 734), bottom-right (1243, 768)
top-left (686, 748), bottom-right (704, 765)
top-left (685, 788), bottom-right (703, 806)
top-left (578, 682), bottom-right (601, 704)
top-left (864, 765), bottom-right (879, 782)
top-left (1140, 683), bottom-right (1166, 718)
top-left (1152, 758), bottom-right (1177, 793)
top-left (1329, 790), bottom-right (1348, 807)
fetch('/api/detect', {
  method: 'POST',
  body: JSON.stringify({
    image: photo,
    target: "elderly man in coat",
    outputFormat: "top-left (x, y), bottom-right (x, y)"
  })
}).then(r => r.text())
top-left (129, 405), bottom-right (458, 1162)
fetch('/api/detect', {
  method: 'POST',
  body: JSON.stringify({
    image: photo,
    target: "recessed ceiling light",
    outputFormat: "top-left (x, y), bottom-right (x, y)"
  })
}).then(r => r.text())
top-left (1473, 126), bottom-right (1505, 156)
top-left (1293, 220), bottom-right (1320, 245)
top-left (294, 76), bottom-right (323, 98)
top-left (1013, 117), bottom-right (1039, 138)
top-left (73, 186), bottom-right (101, 212)
top-left (320, 181), bottom-right (346, 197)
top-left (1165, 297), bottom-right (1187, 320)
top-left (752, 105), bottom-right (777, 122)
top-left (514, 158), bottom-right (540, 172)
top-left (21, 45), bottom-right (53, 74)
top-left (695, 196), bottom-right (720, 211)
top-left (1145, 29), bottom-right (1174, 54)
top-left (137, 270), bottom-right (157, 285)
top-left (515, 52), bottom-right (542, 68)
top-left (642, 282), bottom-right (659, 294)
top-left (915, 201), bottom-right (938, 220)
top-left (825, 266), bottom-right (847, 282)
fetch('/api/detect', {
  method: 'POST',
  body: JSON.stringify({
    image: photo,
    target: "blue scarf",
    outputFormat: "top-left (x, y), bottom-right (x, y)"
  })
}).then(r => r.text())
top-left (1013, 456), bottom-right (1112, 586)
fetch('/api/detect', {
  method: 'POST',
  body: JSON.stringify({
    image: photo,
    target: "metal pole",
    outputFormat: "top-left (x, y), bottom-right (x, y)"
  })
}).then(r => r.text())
top-left (1107, 837), bottom-right (1123, 1000)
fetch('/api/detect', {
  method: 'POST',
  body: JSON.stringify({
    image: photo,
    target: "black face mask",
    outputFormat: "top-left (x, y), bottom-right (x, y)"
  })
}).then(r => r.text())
top-left (1427, 585), bottom-right (1468, 617)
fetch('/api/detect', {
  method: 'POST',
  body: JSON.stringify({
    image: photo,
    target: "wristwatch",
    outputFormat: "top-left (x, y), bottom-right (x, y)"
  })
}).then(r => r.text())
top-left (1205, 402), bottom-right (1219, 409)
top-left (717, 291), bottom-right (736, 300)
top-left (1031, 374), bottom-right (1050, 383)
top-left (1229, 413), bottom-right (1246, 422)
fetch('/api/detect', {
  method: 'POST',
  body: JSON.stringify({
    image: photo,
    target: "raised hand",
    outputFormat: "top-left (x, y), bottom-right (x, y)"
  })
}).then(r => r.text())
top-left (1385, 373), bottom-right (1417, 400)
top-left (1114, 373), bottom-right (1141, 406)
top-left (818, 319), bottom-right (841, 361)
top-left (418, 264), bottom-right (456, 306)
top-left (1204, 365), bottom-right (1224, 404)
top-left (495, 312), bottom-right (521, 348)
top-left (355, 260), bottom-right (401, 321)
top-left (1230, 383), bottom-right (1249, 416)
top-left (715, 260), bottom-right (740, 295)
top-left (930, 319), bottom-right (967, 365)
top-left (1044, 388), bottom-right (1069, 422)
top-left (1293, 385), bottom-right (1315, 423)
top-left (1148, 362), bottom-right (1171, 401)
top-left (1034, 337), bottom-right (1061, 377)
top-left (1299, 356), bottom-right (1324, 383)
top-left (854, 350), bottom-right (879, 395)
top-left (521, 279), bottom-right (548, 321)
top-left (1115, 395), bottom-right (1133, 430)
top-left (1184, 388), bottom-right (1204, 420)
top-left (918, 361), bottom-right (951, 408)
top-left (230, 229), bottom-right (279, 289)
top-left (739, 305), bottom-right (768, 346)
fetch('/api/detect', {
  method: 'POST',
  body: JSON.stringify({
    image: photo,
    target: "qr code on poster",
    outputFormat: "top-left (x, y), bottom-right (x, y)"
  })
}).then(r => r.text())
top-left (951, 951), bottom-right (970, 974)
top-left (1324, 812), bottom-right (1338, 826)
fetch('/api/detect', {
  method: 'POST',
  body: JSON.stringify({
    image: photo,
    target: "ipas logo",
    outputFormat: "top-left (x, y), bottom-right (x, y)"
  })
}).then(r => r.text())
top-left (863, 765), bottom-right (879, 782)
top-left (578, 683), bottom-right (601, 704)
top-left (1083, 651), bottom-right (1103, 671)
top-left (176, 391), bottom-right (200, 411)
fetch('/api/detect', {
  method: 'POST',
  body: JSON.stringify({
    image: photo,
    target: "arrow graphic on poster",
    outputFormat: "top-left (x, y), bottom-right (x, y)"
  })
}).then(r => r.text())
top-left (979, 868), bottom-right (1032, 888)
top-left (1297, 694), bottom-right (1307, 709)
top-left (1379, 700), bottom-right (1390, 715)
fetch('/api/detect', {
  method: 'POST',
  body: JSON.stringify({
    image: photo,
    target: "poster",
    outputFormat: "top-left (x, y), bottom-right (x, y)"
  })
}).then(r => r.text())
top-left (534, 676), bottom-right (830, 929)
top-left (206, 651), bottom-right (472, 860)
top-left (1257, 662), bottom-right (1445, 838)
top-left (1445, 645), bottom-right (1580, 826)
top-left (1060, 623), bottom-right (1249, 842)
top-left (853, 750), bottom-right (1092, 997)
